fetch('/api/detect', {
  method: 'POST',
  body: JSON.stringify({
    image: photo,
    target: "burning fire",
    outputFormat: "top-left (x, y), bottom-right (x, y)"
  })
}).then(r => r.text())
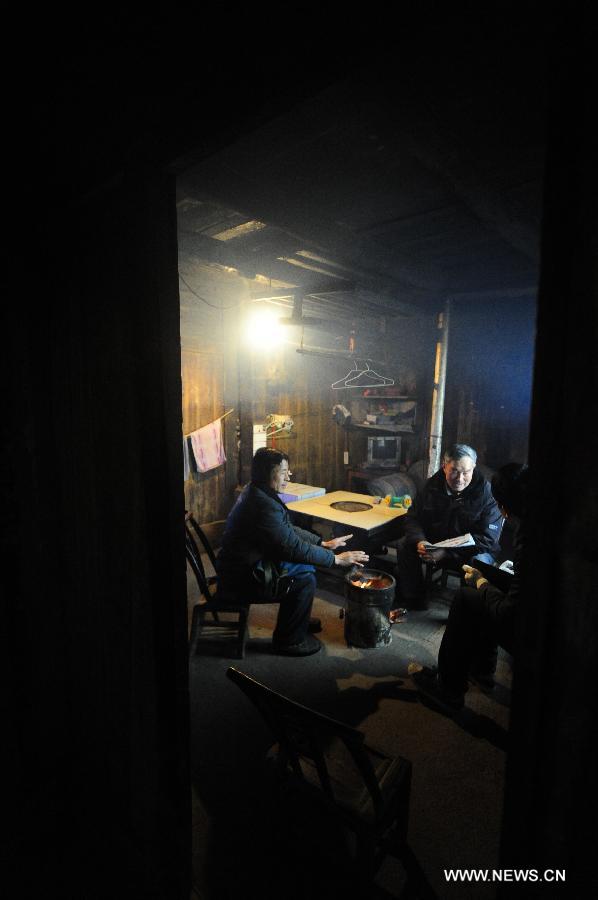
top-left (350, 575), bottom-right (391, 590)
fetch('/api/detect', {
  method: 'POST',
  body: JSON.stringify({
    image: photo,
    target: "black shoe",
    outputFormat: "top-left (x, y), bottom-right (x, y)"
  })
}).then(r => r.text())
top-left (412, 666), bottom-right (465, 713)
top-left (308, 617), bottom-right (322, 633)
top-left (271, 634), bottom-right (323, 657)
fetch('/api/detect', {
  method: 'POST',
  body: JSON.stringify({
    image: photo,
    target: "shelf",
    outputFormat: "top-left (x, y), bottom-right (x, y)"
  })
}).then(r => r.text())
top-left (352, 423), bottom-right (416, 434)
top-left (350, 395), bottom-right (417, 434)
top-left (358, 394), bottom-right (416, 400)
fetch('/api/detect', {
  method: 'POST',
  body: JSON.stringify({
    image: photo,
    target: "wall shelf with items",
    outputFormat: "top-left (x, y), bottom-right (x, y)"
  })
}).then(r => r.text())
top-left (349, 393), bottom-right (418, 434)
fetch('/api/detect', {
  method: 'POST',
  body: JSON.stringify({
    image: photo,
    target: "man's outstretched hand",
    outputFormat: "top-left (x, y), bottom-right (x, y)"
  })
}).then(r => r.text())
top-left (322, 534), bottom-right (353, 550)
top-left (334, 550), bottom-right (369, 567)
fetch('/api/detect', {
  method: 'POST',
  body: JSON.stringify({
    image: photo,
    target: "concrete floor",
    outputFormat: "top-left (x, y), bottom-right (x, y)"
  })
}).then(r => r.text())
top-left (188, 560), bottom-right (511, 900)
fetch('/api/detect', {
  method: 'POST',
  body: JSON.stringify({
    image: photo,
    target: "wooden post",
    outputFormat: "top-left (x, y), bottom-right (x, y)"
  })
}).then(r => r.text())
top-left (427, 299), bottom-right (450, 477)
top-left (223, 304), bottom-right (242, 499)
top-left (238, 303), bottom-right (254, 488)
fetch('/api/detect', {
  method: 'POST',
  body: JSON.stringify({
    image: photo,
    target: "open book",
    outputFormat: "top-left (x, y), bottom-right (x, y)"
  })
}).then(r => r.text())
top-left (425, 533), bottom-right (475, 549)
top-left (473, 559), bottom-right (514, 593)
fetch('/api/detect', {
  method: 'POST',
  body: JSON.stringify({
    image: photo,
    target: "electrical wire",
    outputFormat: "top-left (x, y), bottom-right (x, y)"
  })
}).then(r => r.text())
top-left (178, 272), bottom-right (242, 310)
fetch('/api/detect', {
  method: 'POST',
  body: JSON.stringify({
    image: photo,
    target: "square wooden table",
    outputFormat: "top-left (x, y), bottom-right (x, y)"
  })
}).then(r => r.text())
top-left (287, 490), bottom-right (407, 544)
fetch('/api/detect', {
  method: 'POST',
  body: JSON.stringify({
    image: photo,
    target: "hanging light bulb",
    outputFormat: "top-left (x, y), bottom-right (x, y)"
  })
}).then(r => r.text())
top-left (245, 308), bottom-right (285, 348)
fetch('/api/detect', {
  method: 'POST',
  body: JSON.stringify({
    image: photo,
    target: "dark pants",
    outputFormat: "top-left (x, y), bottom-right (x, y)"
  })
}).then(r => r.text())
top-left (221, 562), bottom-right (316, 646)
top-left (395, 536), bottom-right (495, 607)
top-left (273, 563), bottom-right (317, 645)
top-left (438, 586), bottom-right (515, 694)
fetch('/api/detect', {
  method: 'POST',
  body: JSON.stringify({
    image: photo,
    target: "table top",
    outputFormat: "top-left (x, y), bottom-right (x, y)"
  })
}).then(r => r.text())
top-left (286, 490), bottom-right (407, 534)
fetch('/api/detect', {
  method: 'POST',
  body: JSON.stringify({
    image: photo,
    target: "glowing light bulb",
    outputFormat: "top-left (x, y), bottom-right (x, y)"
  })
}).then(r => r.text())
top-left (245, 309), bottom-right (285, 348)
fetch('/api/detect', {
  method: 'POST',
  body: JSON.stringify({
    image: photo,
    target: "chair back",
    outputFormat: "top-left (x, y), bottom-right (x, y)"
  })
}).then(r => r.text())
top-left (185, 514), bottom-right (219, 572)
top-left (185, 529), bottom-right (212, 602)
top-left (225, 669), bottom-right (437, 897)
top-left (366, 471), bottom-right (417, 502)
top-left (226, 667), bottom-right (384, 816)
top-left (186, 516), bottom-right (251, 657)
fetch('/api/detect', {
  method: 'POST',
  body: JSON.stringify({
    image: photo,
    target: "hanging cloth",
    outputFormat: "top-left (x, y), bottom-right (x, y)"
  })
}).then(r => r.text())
top-left (183, 435), bottom-right (192, 481)
top-left (189, 418), bottom-right (227, 473)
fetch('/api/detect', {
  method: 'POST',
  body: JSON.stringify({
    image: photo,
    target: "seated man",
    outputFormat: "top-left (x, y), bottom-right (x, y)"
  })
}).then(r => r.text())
top-left (412, 463), bottom-right (529, 711)
top-left (216, 447), bottom-right (369, 657)
top-left (395, 443), bottom-right (502, 608)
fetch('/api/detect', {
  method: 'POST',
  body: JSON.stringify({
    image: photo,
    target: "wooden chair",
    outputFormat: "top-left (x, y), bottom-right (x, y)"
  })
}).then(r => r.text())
top-left (186, 514), bottom-right (250, 659)
top-left (226, 666), bottom-right (437, 899)
top-left (424, 559), bottom-right (464, 595)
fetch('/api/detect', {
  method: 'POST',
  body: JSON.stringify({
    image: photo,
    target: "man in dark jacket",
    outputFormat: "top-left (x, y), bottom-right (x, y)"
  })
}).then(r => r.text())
top-left (412, 463), bottom-right (528, 712)
top-left (396, 443), bottom-right (502, 608)
top-left (216, 447), bottom-right (369, 656)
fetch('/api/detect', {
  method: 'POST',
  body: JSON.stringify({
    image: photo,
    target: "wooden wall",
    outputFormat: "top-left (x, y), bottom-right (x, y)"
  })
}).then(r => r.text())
top-left (180, 261), bottom-right (244, 526)
top-left (442, 299), bottom-right (536, 469)
top-left (243, 345), bottom-right (349, 490)
top-left (179, 256), bottom-right (535, 526)
top-left (179, 254), bottom-right (441, 524)
top-left (181, 346), bottom-right (229, 522)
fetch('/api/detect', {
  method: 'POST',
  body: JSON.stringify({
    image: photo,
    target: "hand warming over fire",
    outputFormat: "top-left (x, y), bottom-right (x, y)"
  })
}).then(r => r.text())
top-left (334, 550), bottom-right (369, 567)
top-left (322, 533), bottom-right (353, 550)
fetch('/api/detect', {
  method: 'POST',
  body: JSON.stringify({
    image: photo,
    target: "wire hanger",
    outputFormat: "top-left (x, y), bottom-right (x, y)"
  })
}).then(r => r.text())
top-left (331, 359), bottom-right (394, 389)
top-left (331, 361), bottom-right (360, 389)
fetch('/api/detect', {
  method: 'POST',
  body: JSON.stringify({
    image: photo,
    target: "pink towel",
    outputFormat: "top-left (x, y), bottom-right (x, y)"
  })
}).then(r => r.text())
top-left (189, 419), bottom-right (226, 473)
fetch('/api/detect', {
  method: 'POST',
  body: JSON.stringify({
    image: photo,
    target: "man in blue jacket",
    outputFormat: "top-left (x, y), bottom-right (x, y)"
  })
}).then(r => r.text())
top-left (396, 443), bottom-right (502, 609)
top-left (216, 448), bottom-right (369, 656)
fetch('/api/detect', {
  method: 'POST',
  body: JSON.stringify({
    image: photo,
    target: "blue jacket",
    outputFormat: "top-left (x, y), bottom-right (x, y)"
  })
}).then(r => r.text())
top-left (216, 482), bottom-right (335, 583)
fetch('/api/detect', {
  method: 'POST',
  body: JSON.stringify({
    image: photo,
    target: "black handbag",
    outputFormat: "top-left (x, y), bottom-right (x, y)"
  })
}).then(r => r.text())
top-left (253, 560), bottom-right (292, 600)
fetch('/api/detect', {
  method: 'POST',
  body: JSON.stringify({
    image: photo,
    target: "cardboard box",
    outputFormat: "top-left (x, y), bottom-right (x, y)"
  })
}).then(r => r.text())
top-left (279, 482), bottom-right (326, 503)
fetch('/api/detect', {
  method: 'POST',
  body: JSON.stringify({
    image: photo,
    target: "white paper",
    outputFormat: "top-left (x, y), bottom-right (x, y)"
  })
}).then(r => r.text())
top-left (427, 533), bottom-right (475, 549)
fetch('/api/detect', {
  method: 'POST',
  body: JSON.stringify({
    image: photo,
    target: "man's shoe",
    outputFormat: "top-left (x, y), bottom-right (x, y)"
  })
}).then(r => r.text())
top-left (308, 617), bottom-right (322, 634)
top-left (412, 666), bottom-right (465, 713)
top-left (271, 634), bottom-right (323, 657)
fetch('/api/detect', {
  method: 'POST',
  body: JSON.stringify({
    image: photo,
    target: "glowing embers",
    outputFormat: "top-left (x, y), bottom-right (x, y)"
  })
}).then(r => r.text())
top-left (349, 572), bottom-right (393, 590)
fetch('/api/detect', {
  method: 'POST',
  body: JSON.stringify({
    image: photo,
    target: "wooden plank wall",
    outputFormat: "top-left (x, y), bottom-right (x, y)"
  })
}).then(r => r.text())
top-left (247, 346), bottom-right (347, 491)
top-left (180, 260), bottom-right (245, 526)
top-left (182, 346), bottom-right (230, 524)
top-left (179, 259), bottom-right (439, 525)
top-left (179, 256), bottom-right (532, 525)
